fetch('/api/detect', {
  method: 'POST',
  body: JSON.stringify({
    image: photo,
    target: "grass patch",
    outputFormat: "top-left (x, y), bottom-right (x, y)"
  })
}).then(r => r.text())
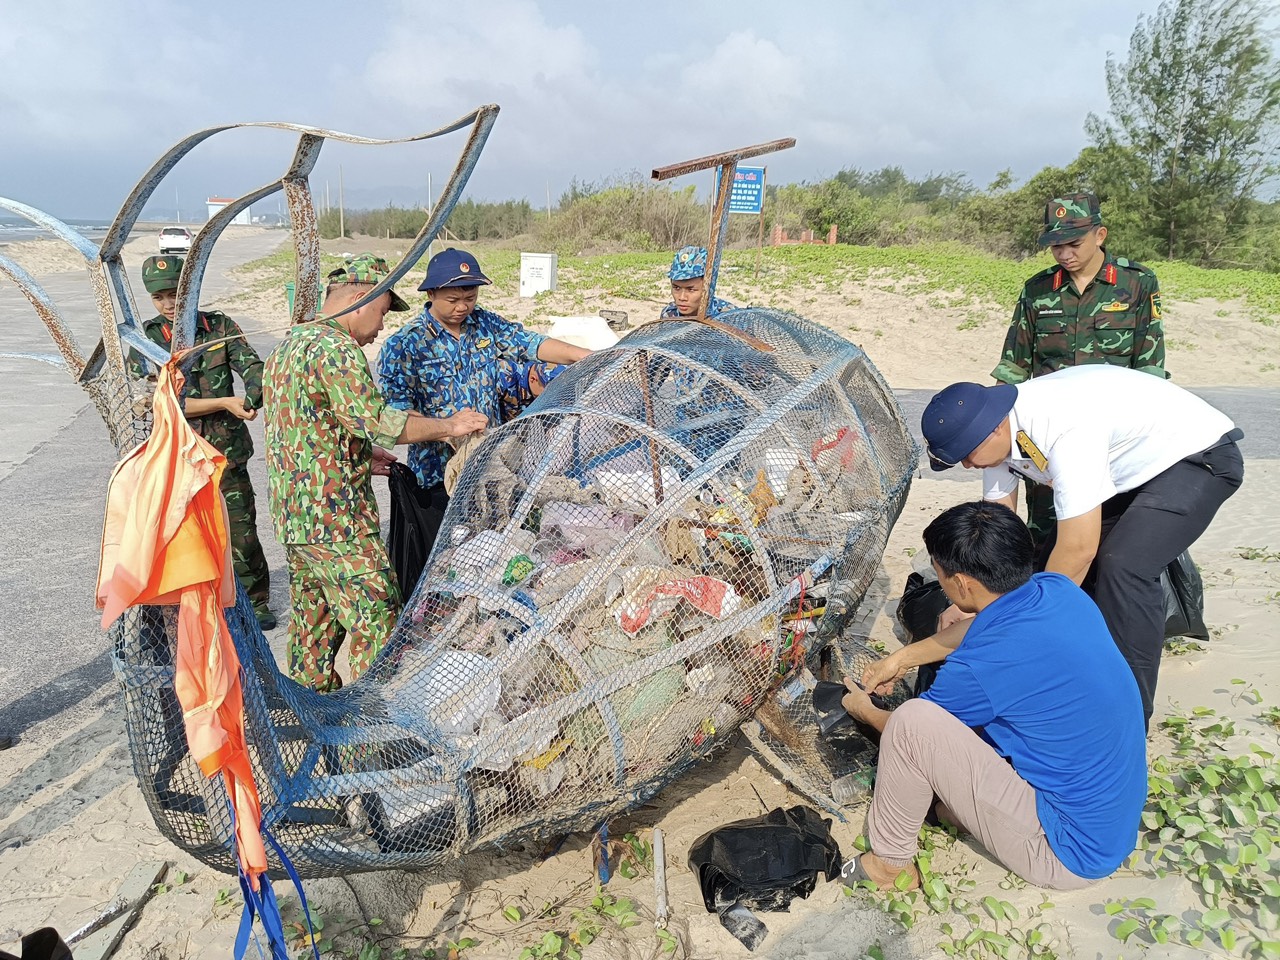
top-left (231, 241), bottom-right (1280, 325)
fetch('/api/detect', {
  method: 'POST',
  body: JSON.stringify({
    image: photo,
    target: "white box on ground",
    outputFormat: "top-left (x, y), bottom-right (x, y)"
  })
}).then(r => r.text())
top-left (519, 252), bottom-right (558, 297)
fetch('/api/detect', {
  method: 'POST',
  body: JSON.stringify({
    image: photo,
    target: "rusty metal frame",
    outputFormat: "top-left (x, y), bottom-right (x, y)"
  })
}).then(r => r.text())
top-left (1, 106), bottom-right (500, 430)
top-left (652, 137), bottom-right (795, 346)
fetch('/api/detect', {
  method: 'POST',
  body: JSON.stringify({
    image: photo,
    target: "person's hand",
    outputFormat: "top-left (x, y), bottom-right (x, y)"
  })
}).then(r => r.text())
top-left (224, 396), bottom-right (257, 421)
top-left (841, 676), bottom-right (874, 721)
top-left (371, 446), bottom-right (398, 477)
top-left (862, 651), bottom-right (907, 697)
top-left (446, 408), bottom-right (488, 438)
top-left (937, 603), bottom-right (975, 632)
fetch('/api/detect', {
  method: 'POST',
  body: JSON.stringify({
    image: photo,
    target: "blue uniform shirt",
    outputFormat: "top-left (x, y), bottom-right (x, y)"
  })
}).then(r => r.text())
top-left (660, 296), bottom-right (737, 319)
top-left (922, 573), bottom-right (1147, 880)
top-left (377, 305), bottom-right (546, 489)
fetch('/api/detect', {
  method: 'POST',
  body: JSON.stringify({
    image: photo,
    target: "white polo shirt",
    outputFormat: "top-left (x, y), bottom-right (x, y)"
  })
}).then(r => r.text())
top-left (982, 365), bottom-right (1235, 520)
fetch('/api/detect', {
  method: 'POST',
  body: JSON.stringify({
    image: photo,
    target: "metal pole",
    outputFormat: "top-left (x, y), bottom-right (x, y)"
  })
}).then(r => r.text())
top-left (338, 164), bottom-right (345, 238)
top-left (653, 828), bottom-right (669, 928)
top-left (756, 167), bottom-right (766, 279)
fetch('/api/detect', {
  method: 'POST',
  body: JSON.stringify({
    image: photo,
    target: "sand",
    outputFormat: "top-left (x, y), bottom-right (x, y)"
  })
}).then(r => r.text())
top-left (1, 236), bottom-right (1278, 960)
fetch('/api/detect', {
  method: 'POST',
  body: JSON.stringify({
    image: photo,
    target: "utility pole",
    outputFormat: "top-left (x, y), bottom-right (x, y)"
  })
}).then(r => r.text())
top-left (427, 172), bottom-right (434, 260)
top-left (175, 187), bottom-right (180, 224)
top-left (546, 181), bottom-right (552, 221)
top-left (338, 165), bottom-right (345, 239)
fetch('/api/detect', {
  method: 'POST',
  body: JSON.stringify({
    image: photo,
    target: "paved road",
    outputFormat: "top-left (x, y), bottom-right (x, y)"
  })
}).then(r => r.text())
top-left (895, 386), bottom-right (1278, 480)
top-left (0, 230), bottom-right (287, 740)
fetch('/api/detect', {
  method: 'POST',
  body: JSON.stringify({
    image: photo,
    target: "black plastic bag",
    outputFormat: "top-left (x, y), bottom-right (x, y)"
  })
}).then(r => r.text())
top-left (688, 805), bottom-right (842, 915)
top-left (1162, 550), bottom-right (1208, 641)
top-left (894, 571), bottom-right (949, 696)
top-left (387, 463), bottom-right (449, 601)
top-left (0, 928), bottom-right (73, 960)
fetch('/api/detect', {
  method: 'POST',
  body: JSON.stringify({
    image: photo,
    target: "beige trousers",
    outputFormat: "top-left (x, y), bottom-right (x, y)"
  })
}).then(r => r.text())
top-left (865, 698), bottom-right (1094, 890)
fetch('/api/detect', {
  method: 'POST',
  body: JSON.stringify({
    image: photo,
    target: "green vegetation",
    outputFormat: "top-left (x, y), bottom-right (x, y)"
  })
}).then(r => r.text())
top-left (846, 693), bottom-right (1280, 958)
top-left (234, 238), bottom-right (1280, 326)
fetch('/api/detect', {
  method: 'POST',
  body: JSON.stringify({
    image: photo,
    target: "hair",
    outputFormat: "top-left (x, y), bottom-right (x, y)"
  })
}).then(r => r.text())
top-left (922, 501), bottom-right (1034, 595)
top-left (322, 281), bottom-right (375, 309)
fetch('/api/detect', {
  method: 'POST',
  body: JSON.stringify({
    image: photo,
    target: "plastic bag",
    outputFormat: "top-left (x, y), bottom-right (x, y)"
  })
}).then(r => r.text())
top-left (1162, 550), bottom-right (1208, 641)
top-left (388, 463), bottom-right (448, 600)
top-left (894, 571), bottom-right (950, 696)
top-left (687, 805), bottom-right (842, 915)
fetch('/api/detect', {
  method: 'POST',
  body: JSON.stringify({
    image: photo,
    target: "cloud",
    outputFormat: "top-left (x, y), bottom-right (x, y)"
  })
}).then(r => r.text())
top-left (0, 0), bottom-right (220, 146)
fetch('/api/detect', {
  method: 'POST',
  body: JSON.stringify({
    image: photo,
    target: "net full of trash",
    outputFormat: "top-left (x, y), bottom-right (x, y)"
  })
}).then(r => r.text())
top-left (2, 111), bottom-right (916, 880)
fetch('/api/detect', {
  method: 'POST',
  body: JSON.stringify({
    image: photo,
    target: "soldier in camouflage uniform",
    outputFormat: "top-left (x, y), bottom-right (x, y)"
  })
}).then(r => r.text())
top-left (991, 193), bottom-right (1167, 547)
top-left (264, 254), bottom-right (487, 692)
top-left (132, 256), bottom-right (274, 629)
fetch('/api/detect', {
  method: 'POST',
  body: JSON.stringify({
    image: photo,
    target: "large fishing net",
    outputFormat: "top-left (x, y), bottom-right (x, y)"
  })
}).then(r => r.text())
top-left (2, 114), bottom-right (917, 881)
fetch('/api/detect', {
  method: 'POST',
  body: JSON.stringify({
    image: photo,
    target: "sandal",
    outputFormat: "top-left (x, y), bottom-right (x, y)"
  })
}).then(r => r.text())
top-left (839, 855), bottom-right (872, 887)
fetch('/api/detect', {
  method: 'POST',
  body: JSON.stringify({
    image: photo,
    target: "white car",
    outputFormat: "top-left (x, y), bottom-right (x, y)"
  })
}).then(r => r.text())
top-left (158, 226), bottom-right (193, 255)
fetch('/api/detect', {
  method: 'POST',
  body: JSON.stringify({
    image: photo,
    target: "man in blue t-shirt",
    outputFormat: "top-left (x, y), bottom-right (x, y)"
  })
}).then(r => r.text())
top-left (840, 501), bottom-right (1147, 892)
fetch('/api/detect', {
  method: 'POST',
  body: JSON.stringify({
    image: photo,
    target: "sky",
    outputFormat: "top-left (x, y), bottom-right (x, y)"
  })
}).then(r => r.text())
top-left (0, 0), bottom-right (1167, 222)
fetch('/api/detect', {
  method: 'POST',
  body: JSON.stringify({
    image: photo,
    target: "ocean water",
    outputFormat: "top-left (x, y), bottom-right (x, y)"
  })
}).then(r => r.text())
top-left (0, 219), bottom-right (112, 246)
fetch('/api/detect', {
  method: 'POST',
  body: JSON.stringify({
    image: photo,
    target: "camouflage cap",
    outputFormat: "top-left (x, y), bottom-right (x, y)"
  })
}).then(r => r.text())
top-left (1038, 193), bottom-right (1103, 246)
top-left (142, 255), bottom-right (183, 294)
top-left (668, 245), bottom-right (708, 281)
top-left (327, 253), bottom-right (410, 311)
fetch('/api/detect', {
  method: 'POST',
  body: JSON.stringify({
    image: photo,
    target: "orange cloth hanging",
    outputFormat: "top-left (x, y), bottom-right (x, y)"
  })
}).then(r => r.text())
top-left (97, 358), bottom-right (268, 886)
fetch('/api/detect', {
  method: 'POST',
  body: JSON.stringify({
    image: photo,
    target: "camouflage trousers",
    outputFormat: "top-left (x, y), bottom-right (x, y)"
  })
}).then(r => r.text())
top-left (1024, 479), bottom-right (1056, 552)
top-left (223, 462), bottom-right (270, 612)
top-left (283, 537), bottom-right (402, 693)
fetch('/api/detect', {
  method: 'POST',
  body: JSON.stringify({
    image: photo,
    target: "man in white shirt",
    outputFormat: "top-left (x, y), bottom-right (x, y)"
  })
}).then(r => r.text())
top-left (920, 365), bottom-right (1244, 725)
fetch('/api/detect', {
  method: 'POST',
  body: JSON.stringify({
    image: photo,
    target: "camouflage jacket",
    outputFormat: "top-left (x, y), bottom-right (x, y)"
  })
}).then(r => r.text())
top-left (264, 318), bottom-right (410, 545)
top-left (992, 253), bottom-right (1166, 384)
top-left (129, 310), bottom-right (264, 465)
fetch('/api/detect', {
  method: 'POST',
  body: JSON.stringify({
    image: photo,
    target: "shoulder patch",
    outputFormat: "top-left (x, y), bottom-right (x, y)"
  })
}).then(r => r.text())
top-left (1016, 431), bottom-right (1048, 472)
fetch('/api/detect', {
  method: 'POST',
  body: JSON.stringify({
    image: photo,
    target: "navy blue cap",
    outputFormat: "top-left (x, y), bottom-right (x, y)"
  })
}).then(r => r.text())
top-left (921, 382), bottom-right (1016, 471)
top-left (418, 247), bottom-right (493, 291)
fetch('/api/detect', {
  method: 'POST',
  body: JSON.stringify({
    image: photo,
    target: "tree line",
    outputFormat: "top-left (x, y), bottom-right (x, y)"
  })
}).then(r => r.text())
top-left (320, 0), bottom-right (1280, 273)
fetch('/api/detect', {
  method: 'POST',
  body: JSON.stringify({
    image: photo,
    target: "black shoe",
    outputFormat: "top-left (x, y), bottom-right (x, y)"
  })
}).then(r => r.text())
top-left (0, 734), bottom-right (13, 751)
top-left (255, 608), bottom-right (277, 631)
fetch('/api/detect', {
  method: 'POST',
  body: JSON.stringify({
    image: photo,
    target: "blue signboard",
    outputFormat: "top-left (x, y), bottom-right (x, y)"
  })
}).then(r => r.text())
top-left (726, 165), bottom-right (765, 214)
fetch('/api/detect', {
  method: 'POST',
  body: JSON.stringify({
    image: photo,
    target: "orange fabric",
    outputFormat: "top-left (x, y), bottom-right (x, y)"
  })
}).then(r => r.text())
top-left (96, 360), bottom-right (268, 885)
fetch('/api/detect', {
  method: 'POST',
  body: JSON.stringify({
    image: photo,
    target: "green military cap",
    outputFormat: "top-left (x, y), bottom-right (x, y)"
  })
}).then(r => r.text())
top-left (1038, 192), bottom-right (1103, 246)
top-left (326, 253), bottom-right (410, 311)
top-left (142, 255), bottom-right (183, 293)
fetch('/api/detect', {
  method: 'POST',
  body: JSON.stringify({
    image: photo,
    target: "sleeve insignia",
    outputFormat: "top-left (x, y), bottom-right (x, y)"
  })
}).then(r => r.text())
top-left (1150, 293), bottom-right (1162, 319)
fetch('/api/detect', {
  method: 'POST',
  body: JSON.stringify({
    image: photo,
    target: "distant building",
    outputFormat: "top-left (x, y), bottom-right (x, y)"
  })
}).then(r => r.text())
top-left (206, 197), bottom-right (251, 226)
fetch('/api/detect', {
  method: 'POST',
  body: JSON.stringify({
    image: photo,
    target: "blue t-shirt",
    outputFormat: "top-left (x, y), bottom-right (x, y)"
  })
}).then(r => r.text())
top-left (922, 573), bottom-right (1147, 879)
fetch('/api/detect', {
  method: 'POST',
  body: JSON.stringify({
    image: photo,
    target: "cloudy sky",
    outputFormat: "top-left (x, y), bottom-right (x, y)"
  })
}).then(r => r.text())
top-left (0, 0), bottom-right (1164, 221)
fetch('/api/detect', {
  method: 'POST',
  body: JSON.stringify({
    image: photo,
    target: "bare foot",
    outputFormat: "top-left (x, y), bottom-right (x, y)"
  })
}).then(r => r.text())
top-left (856, 852), bottom-right (921, 891)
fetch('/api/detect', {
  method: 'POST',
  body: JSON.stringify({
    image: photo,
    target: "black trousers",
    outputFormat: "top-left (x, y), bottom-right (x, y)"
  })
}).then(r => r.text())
top-left (1039, 436), bottom-right (1244, 727)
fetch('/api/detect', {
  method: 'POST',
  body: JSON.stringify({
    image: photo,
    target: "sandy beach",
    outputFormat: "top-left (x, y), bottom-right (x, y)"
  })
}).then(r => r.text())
top-left (1, 233), bottom-right (1277, 960)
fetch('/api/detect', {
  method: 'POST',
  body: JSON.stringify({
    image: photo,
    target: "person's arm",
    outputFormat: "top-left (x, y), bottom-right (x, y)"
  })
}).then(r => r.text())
top-left (1044, 506), bottom-right (1102, 584)
top-left (186, 396), bottom-right (255, 420)
top-left (1133, 272), bottom-right (1167, 379)
top-left (537, 338), bottom-right (590, 365)
top-left (860, 617), bottom-right (975, 695)
top-left (397, 408), bottom-right (487, 445)
top-left (221, 315), bottom-right (265, 409)
top-left (991, 294), bottom-right (1034, 385)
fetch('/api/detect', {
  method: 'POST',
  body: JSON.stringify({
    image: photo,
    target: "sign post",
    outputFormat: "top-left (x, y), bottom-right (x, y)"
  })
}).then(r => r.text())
top-left (652, 138), bottom-right (795, 348)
